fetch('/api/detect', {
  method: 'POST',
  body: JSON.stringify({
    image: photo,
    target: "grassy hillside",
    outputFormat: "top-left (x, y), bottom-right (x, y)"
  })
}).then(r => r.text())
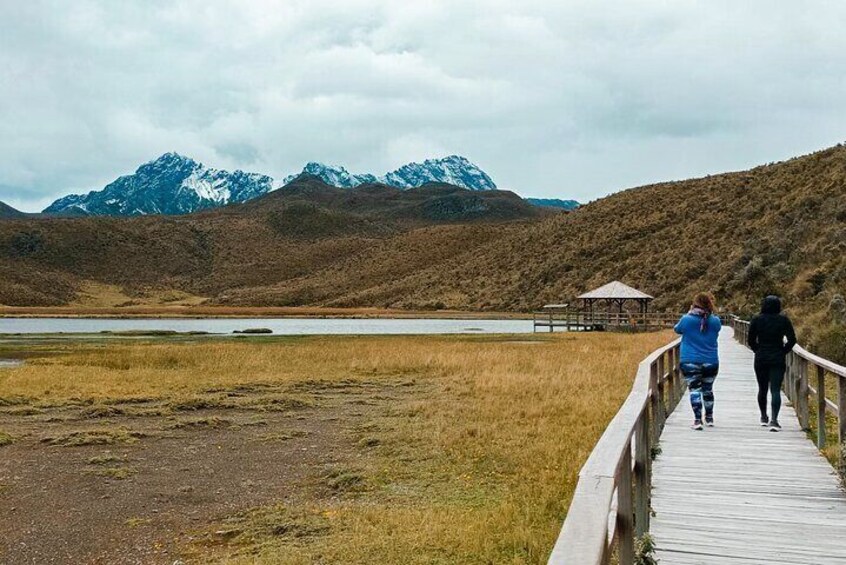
top-left (0, 201), bottom-right (27, 219)
top-left (356, 145), bottom-right (846, 311)
top-left (1, 146), bottom-right (844, 357)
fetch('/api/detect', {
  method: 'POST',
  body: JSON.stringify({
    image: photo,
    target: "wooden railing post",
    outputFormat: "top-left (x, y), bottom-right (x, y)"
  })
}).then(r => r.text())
top-left (797, 357), bottom-right (810, 430)
top-left (650, 361), bottom-right (661, 445)
top-left (666, 348), bottom-right (676, 411)
top-left (817, 365), bottom-right (826, 450)
top-left (656, 355), bottom-right (666, 433)
top-left (617, 444), bottom-right (634, 565)
top-left (839, 377), bottom-right (846, 478)
top-left (634, 414), bottom-right (650, 537)
top-left (785, 353), bottom-right (794, 403)
top-left (670, 347), bottom-right (681, 409)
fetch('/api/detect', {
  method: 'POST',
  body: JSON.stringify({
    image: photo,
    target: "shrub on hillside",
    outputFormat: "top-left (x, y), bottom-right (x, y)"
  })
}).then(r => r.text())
top-left (816, 325), bottom-right (846, 366)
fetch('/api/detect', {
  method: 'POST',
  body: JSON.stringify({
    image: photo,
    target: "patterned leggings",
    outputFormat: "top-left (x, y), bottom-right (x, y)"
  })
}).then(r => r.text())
top-left (680, 362), bottom-right (719, 421)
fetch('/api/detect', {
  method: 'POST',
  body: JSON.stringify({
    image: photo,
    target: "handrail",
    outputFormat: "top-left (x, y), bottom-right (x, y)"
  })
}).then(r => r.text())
top-left (730, 316), bottom-right (846, 470)
top-left (548, 337), bottom-right (682, 565)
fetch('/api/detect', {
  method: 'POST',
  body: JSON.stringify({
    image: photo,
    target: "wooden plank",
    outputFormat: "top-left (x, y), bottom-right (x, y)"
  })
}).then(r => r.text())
top-left (547, 476), bottom-right (614, 565)
top-left (651, 329), bottom-right (846, 564)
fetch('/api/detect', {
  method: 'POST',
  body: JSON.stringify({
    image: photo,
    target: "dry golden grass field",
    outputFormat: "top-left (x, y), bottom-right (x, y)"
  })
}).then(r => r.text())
top-left (0, 331), bottom-right (671, 564)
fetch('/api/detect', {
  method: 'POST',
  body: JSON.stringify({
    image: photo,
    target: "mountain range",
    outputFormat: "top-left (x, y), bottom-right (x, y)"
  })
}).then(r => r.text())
top-left (41, 154), bottom-right (516, 216)
top-left (2, 142), bottom-right (844, 362)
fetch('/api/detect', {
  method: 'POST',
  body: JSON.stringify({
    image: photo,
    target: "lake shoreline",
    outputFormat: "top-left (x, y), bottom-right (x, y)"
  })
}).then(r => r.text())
top-left (0, 317), bottom-right (534, 336)
top-left (0, 306), bottom-right (532, 320)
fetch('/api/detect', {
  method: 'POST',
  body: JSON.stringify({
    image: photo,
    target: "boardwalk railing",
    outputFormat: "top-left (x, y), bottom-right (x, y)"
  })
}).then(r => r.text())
top-left (534, 310), bottom-right (734, 333)
top-left (730, 316), bottom-right (846, 473)
top-left (548, 337), bottom-right (683, 565)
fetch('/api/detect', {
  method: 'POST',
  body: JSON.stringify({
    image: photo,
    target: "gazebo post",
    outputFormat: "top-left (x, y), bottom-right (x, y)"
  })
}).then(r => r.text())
top-left (588, 299), bottom-right (593, 329)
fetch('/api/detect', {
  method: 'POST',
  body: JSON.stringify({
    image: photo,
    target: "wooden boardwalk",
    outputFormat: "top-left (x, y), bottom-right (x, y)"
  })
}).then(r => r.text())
top-left (651, 328), bottom-right (846, 564)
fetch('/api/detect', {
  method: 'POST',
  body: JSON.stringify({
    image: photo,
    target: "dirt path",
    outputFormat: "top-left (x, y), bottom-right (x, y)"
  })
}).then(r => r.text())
top-left (0, 382), bottom-right (394, 564)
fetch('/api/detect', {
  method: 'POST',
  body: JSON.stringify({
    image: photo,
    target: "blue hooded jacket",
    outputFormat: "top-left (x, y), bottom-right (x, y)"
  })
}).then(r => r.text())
top-left (674, 313), bottom-right (721, 365)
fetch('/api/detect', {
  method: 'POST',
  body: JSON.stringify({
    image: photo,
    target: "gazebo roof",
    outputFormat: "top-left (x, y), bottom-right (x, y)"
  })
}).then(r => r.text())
top-left (577, 281), bottom-right (654, 301)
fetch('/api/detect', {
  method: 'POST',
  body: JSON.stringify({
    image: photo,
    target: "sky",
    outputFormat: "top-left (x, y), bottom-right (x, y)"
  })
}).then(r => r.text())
top-left (2, 1), bottom-right (846, 212)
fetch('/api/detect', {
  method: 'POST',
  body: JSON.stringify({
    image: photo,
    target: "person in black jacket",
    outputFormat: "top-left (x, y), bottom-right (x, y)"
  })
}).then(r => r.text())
top-left (747, 295), bottom-right (797, 431)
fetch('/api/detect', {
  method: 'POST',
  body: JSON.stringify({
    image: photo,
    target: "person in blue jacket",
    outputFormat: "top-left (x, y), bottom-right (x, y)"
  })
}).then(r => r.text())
top-left (674, 292), bottom-right (722, 430)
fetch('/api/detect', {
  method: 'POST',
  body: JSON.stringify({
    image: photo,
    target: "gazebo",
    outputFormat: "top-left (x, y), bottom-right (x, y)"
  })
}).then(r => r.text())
top-left (577, 280), bottom-right (654, 317)
top-left (534, 281), bottom-right (666, 332)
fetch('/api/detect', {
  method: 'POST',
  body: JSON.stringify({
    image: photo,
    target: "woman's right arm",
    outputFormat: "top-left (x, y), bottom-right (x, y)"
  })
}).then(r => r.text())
top-left (783, 317), bottom-right (797, 353)
top-left (673, 316), bottom-right (685, 335)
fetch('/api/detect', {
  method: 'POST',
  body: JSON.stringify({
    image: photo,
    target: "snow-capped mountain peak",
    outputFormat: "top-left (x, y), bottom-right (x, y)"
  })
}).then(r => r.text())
top-left (282, 162), bottom-right (379, 188)
top-left (44, 153), bottom-right (275, 216)
top-left (282, 155), bottom-right (497, 192)
top-left (382, 155), bottom-right (496, 191)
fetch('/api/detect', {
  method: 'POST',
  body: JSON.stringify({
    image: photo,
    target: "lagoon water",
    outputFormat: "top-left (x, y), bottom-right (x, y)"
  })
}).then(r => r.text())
top-left (0, 317), bottom-right (533, 336)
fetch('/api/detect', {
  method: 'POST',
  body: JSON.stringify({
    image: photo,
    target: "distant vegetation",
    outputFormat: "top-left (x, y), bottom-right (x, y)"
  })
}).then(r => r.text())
top-left (1, 144), bottom-right (845, 360)
top-left (525, 197), bottom-right (580, 210)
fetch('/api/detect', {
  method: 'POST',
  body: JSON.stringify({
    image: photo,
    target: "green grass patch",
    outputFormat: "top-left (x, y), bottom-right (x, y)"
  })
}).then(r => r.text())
top-left (42, 428), bottom-right (146, 447)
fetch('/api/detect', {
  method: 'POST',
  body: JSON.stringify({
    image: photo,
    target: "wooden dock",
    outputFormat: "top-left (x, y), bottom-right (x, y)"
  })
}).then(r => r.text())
top-left (650, 329), bottom-right (846, 564)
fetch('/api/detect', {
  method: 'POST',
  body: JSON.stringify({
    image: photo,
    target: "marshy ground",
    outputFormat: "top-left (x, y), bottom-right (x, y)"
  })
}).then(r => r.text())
top-left (0, 332), bottom-right (671, 564)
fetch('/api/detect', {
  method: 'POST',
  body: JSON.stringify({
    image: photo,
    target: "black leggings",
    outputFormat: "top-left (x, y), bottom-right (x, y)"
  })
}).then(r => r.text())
top-left (754, 361), bottom-right (785, 421)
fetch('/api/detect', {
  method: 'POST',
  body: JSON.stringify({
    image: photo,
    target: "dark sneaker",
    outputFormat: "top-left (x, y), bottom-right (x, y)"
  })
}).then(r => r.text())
top-left (760, 415), bottom-right (769, 427)
top-left (769, 420), bottom-right (782, 432)
top-left (692, 419), bottom-right (704, 431)
top-left (705, 416), bottom-right (714, 427)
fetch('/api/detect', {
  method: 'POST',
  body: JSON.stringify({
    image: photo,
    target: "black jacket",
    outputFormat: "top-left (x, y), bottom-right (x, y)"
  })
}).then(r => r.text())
top-left (747, 296), bottom-right (797, 365)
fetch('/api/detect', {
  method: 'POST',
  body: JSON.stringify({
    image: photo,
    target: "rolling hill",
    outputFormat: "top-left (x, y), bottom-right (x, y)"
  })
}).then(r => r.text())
top-left (0, 176), bottom-right (548, 307)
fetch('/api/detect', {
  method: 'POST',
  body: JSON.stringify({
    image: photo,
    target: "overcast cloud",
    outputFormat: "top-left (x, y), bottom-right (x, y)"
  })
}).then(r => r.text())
top-left (2, 0), bottom-right (846, 211)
